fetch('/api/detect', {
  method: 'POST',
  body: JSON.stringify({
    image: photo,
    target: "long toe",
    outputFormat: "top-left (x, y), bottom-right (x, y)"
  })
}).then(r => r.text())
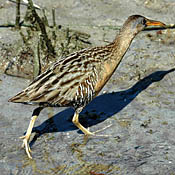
top-left (20, 135), bottom-right (32, 159)
top-left (23, 138), bottom-right (32, 159)
top-left (92, 124), bottom-right (113, 137)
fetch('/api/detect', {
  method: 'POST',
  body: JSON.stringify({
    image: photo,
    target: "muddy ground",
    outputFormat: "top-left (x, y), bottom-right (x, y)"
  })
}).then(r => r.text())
top-left (1, 0), bottom-right (175, 174)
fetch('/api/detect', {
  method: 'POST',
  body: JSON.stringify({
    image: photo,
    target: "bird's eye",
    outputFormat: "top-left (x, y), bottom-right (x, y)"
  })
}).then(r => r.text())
top-left (142, 18), bottom-right (147, 25)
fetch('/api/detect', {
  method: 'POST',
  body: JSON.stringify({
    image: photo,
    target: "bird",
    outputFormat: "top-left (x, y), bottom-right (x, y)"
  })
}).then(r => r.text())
top-left (8, 15), bottom-right (165, 159)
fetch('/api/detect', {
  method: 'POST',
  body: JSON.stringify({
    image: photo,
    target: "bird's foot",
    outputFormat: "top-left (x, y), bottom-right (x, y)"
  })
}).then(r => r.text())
top-left (86, 124), bottom-right (112, 137)
top-left (19, 135), bottom-right (32, 159)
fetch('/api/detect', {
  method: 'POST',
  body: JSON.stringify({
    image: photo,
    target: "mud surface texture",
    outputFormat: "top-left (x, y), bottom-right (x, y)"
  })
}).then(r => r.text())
top-left (1, 0), bottom-right (175, 175)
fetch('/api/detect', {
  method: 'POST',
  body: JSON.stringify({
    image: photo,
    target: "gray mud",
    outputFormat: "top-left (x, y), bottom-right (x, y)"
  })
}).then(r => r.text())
top-left (1, 0), bottom-right (175, 174)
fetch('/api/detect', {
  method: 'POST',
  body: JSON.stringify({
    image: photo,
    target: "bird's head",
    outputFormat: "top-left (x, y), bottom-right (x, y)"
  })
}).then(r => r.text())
top-left (123, 15), bottom-right (166, 35)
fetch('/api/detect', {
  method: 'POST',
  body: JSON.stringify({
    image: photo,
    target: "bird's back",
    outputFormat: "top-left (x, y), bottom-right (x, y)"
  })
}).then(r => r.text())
top-left (9, 46), bottom-right (113, 108)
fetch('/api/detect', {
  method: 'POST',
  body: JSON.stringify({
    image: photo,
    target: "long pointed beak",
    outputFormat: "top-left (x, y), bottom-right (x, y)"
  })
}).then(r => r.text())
top-left (146, 19), bottom-right (166, 27)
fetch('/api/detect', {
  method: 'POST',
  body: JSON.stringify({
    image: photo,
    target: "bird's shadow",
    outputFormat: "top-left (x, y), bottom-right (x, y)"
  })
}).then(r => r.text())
top-left (30, 68), bottom-right (175, 146)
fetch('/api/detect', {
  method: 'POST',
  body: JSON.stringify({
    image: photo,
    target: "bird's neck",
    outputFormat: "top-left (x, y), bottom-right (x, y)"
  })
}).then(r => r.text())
top-left (111, 29), bottom-right (136, 64)
top-left (94, 28), bottom-right (137, 94)
top-left (98, 29), bottom-right (136, 89)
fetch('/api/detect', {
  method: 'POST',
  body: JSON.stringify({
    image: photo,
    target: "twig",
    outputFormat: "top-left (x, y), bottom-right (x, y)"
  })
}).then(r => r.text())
top-left (42, 9), bottom-right (49, 26)
top-left (52, 8), bottom-right (56, 27)
top-left (33, 39), bottom-right (41, 78)
top-left (27, 0), bottom-right (55, 56)
top-left (8, 0), bottom-right (41, 9)
top-left (15, 0), bottom-right (21, 29)
top-left (51, 8), bottom-right (57, 45)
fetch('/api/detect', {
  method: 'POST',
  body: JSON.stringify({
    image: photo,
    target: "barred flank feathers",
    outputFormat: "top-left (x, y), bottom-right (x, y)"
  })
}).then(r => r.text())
top-left (8, 46), bottom-right (113, 107)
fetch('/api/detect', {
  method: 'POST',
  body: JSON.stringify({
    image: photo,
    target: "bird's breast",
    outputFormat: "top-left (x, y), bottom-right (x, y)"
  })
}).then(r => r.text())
top-left (94, 59), bottom-right (117, 94)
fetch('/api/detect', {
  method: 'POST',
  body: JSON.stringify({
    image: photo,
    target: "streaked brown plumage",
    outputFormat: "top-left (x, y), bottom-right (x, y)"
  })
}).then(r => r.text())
top-left (8, 15), bottom-right (165, 159)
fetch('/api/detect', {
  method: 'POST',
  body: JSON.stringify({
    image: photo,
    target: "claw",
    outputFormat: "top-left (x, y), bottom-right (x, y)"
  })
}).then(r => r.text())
top-left (20, 135), bottom-right (32, 159)
top-left (16, 108), bottom-right (43, 158)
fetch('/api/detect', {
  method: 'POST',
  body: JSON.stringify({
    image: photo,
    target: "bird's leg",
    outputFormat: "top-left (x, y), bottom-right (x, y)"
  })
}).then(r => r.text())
top-left (72, 109), bottom-right (111, 137)
top-left (20, 107), bottom-right (43, 159)
top-left (72, 109), bottom-right (111, 136)
top-left (72, 110), bottom-right (95, 136)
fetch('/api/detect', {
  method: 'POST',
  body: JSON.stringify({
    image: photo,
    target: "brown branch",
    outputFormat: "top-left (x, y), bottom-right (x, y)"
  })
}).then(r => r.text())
top-left (15, 0), bottom-right (21, 29)
top-left (42, 9), bottom-right (49, 26)
top-left (27, 0), bottom-right (55, 56)
top-left (33, 39), bottom-right (41, 78)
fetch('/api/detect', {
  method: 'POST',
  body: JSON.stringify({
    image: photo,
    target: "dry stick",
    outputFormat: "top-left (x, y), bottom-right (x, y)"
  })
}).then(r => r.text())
top-left (42, 9), bottom-right (49, 26)
top-left (33, 39), bottom-right (41, 78)
top-left (51, 8), bottom-right (57, 46)
top-left (8, 0), bottom-right (41, 9)
top-left (52, 8), bottom-right (56, 27)
top-left (0, 23), bottom-right (33, 28)
top-left (27, 0), bottom-right (55, 56)
top-left (15, 0), bottom-right (21, 29)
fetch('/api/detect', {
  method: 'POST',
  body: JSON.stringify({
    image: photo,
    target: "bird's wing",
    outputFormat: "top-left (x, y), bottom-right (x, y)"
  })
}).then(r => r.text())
top-left (8, 47), bottom-right (106, 107)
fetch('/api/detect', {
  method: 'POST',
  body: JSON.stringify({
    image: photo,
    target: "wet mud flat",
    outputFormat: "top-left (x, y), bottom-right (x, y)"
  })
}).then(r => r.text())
top-left (1, 0), bottom-right (175, 174)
